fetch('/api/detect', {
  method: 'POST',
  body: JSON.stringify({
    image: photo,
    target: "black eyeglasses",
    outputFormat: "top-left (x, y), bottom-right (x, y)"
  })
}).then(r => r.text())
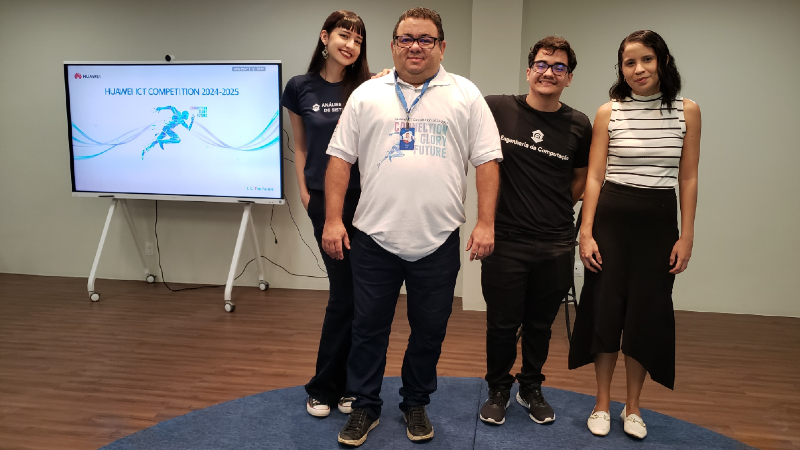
top-left (394, 35), bottom-right (441, 49)
top-left (530, 61), bottom-right (570, 76)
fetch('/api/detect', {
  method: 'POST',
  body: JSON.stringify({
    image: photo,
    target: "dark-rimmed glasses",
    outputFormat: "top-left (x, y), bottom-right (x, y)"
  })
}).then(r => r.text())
top-left (394, 35), bottom-right (441, 49)
top-left (530, 61), bottom-right (570, 76)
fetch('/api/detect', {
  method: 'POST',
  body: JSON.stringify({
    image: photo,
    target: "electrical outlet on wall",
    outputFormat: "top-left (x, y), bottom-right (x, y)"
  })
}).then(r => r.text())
top-left (574, 261), bottom-right (583, 277)
top-left (145, 241), bottom-right (154, 256)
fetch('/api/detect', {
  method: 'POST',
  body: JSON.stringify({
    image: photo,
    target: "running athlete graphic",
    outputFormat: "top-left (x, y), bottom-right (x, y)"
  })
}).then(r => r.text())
top-left (142, 106), bottom-right (194, 158)
top-left (377, 131), bottom-right (407, 169)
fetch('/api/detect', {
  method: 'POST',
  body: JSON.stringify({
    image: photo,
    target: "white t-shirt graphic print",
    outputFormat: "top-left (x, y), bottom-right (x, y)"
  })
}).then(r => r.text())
top-left (327, 66), bottom-right (502, 261)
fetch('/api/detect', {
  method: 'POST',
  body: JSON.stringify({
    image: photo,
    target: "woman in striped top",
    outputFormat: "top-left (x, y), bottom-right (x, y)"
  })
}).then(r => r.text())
top-left (568, 30), bottom-right (701, 439)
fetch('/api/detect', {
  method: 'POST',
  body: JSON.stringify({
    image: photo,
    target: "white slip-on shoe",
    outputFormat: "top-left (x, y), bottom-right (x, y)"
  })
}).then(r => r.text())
top-left (306, 396), bottom-right (331, 417)
top-left (621, 406), bottom-right (647, 439)
top-left (587, 410), bottom-right (610, 436)
top-left (338, 396), bottom-right (356, 414)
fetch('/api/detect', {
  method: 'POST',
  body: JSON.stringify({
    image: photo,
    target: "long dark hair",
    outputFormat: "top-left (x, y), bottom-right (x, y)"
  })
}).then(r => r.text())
top-left (307, 10), bottom-right (370, 103)
top-left (609, 30), bottom-right (682, 112)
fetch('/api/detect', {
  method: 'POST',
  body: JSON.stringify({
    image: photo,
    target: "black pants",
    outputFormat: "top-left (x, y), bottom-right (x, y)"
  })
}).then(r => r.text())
top-left (481, 235), bottom-right (573, 389)
top-left (347, 228), bottom-right (461, 419)
top-left (304, 189), bottom-right (360, 406)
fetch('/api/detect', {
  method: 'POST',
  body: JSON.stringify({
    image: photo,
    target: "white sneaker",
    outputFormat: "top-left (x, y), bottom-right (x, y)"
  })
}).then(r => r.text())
top-left (338, 396), bottom-right (356, 414)
top-left (306, 396), bottom-right (330, 417)
top-left (621, 406), bottom-right (647, 438)
top-left (587, 409), bottom-right (611, 436)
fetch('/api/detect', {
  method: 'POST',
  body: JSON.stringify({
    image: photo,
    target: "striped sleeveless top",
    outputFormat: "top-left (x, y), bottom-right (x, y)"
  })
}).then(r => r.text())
top-left (606, 92), bottom-right (685, 189)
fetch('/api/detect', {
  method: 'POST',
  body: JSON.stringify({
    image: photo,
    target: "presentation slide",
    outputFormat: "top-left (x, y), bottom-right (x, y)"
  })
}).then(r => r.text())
top-left (65, 62), bottom-right (282, 201)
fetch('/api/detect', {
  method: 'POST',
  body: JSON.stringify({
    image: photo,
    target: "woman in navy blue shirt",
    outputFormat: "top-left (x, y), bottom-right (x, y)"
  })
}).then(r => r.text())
top-left (281, 10), bottom-right (371, 418)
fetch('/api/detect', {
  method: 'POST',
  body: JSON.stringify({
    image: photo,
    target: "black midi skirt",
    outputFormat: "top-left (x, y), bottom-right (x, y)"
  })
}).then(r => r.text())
top-left (568, 181), bottom-right (679, 389)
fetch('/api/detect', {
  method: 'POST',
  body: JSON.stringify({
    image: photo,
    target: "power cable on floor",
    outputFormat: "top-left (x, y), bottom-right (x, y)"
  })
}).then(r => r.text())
top-left (153, 200), bottom-right (327, 290)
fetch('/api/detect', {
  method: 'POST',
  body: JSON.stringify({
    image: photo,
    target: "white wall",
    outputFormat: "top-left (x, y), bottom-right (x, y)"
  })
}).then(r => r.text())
top-left (0, 0), bottom-right (472, 293)
top-left (462, 0), bottom-right (524, 310)
top-left (518, 0), bottom-right (800, 317)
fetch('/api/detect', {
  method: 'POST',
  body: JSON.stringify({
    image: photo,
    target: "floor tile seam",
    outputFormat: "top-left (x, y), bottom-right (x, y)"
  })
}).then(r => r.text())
top-left (471, 378), bottom-right (483, 450)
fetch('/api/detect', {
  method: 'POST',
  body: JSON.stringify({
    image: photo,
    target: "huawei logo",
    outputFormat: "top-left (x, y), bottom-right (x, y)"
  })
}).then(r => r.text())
top-left (74, 73), bottom-right (82, 79)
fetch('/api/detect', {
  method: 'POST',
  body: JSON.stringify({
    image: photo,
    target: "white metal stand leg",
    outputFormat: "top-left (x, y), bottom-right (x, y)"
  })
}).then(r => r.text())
top-left (224, 203), bottom-right (251, 312)
top-left (119, 199), bottom-right (155, 283)
top-left (248, 208), bottom-right (268, 291)
top-left (223, 203), bottom-right (270, 312)
top-left (87, 198), bottom-right (155, 302)
top-left (87, 199), bottom-right (118, 302)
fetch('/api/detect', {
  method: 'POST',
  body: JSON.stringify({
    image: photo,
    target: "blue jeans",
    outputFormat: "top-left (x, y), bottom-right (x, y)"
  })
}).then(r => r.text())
top-left (346, 228), bottom-right (461, 419)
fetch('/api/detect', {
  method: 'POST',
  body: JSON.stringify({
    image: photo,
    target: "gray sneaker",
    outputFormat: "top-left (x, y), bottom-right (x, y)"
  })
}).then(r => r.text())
top-left (479, 388), bottom-right (511, 425)
top-left (517, 384), bottom-right (555, 424)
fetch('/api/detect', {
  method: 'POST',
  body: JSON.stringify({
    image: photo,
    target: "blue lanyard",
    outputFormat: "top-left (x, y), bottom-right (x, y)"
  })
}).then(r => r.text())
top-left (394, 70), bottom-right (438, 128)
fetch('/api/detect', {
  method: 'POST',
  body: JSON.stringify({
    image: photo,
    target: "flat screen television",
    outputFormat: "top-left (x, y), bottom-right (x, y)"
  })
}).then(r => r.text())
top-left (64, 61), bottom-right (284, 204)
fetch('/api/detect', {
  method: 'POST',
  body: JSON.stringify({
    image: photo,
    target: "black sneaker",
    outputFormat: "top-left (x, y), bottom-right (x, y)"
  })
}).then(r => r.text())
top-left (338, 396), bottom-right (356, 414)
top-left (479, 388), bottom-right (511, 425)
top-left (402, 405), bottom-right (434, 441)
top-left (337, 408), bottom-right (379, 447)
top-left (516, 384), bottom-right (555, 424)
top-left (306, 396), bottom-right (330, 417)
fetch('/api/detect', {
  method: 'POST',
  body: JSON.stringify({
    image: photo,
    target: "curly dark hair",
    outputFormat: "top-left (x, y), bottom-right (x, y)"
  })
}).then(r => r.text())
top-left (392, 7), bottom-right (444, 43)
top-left (528, 36), bottom-right (577, 73)
top-left (609, 30), bottom-right (682, 112)
top-left (307, 10), bottom-right (371, 102)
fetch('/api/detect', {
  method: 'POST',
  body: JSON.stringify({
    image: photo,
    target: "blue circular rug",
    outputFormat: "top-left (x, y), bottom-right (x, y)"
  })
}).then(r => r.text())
top-left (102, 377), bottom-right (752, 449)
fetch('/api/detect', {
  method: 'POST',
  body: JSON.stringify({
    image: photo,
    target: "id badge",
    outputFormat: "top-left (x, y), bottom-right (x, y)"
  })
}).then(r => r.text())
top-left (399, 127), bottom-right (415, 150)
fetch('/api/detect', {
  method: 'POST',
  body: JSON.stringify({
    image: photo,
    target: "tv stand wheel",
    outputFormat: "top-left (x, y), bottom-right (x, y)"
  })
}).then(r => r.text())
top-left (146, 275), bottom-right (156, 284)
top-left (225, 302), bottom-right (235, 313)
top-left (259, 281), bottom-right (269, 291)
top-left (90, 292), bottom-right (100, 302)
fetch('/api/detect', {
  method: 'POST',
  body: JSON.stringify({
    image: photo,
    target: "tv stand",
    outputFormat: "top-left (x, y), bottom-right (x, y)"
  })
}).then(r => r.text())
top-left (87, 198), bottom-right (268, 312)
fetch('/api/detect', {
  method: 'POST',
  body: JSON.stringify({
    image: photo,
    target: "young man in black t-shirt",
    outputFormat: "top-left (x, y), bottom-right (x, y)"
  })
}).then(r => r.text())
top-left (478, 36), bottom-right (592, 426)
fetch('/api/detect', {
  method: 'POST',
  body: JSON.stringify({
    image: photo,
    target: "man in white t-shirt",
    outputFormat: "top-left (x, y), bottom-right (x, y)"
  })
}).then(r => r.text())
top-left (321, 7), bottom-right (502, 447)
